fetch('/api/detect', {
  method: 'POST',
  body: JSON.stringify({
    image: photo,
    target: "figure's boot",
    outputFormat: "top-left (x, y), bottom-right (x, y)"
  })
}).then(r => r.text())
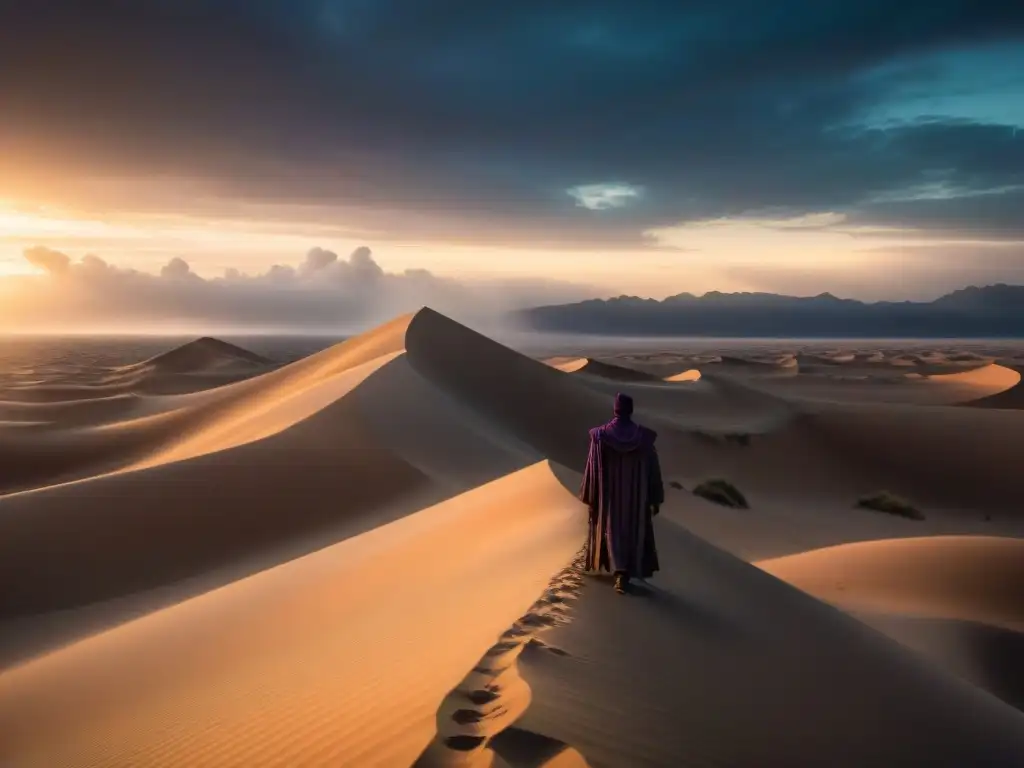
top-left (614, 571), bottom-right (629, 594)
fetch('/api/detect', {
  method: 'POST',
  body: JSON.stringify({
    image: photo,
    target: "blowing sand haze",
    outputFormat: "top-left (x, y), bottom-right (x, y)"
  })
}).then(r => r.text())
top-left (1, 308), bottom-right (1024, 767)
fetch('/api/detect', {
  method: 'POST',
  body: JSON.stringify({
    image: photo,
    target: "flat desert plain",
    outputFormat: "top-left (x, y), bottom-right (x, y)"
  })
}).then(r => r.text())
top-left (1, 310), bottom-right (1023, 767)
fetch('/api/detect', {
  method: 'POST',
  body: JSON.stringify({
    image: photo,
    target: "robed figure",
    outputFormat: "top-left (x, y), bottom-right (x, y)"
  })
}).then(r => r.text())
top-left (579, 393), bottom-right (664, 593)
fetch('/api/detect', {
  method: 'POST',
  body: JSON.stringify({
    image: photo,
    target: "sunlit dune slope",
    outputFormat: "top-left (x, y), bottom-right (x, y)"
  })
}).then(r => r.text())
top-left (0, 461), bottom-right (587, 768)
top-left (0, 309), bottom-right (626, 618)
top-left (756, 536), bottom-right (1024, 631)
top-left (963, 365), bottom-right (1024, 409)
top-left (663, 368), bottom-right (702, 382)
top-left (925, 363), bottom-right (1019, 389)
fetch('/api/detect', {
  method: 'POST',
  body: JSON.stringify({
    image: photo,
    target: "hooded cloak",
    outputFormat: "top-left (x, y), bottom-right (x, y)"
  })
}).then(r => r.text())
top-left (579, 393), bottom-right (664, 578)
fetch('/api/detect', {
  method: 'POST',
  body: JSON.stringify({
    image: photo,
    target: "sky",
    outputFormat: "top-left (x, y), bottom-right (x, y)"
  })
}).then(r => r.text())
top-left (1, 1), bottom-right (1023, 331)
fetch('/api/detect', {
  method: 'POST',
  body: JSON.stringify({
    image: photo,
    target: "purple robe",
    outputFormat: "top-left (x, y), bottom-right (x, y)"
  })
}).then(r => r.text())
top-left (579, 416), bottom-right (664, 578)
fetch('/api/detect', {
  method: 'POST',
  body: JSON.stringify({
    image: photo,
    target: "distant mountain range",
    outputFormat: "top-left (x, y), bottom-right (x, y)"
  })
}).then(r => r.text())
top-left (515, 284), bottom-right (1024, 338)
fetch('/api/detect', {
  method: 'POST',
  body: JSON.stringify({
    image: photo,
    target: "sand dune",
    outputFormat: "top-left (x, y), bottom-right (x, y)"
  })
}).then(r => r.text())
top-left (963, 365), bottom-right (1024, 409)
top-left (662, 368), bottom-right (702, 382)
top-left (543, 356), bottom-right (658, 381)
top-left (4, 311), bottom-right (1024, 766)
top-left (0, 337), bottom-right (274, 405)
top-left (502, 519), bottom-right (1024, 767)
top-left (756, 536), bottom-right (1024, 631)
top-left (757, 536), bottom-right (1024, 713)
top-left (926, 362), bottom-right (1021, 392)
top-left (0, 461), bottom-right (587, 767)
top-left (121, 336), bottom-right (271, 375)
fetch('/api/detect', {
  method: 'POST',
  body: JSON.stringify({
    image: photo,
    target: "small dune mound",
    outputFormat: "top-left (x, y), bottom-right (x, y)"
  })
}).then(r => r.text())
top-left (756, 536), bottom-right (1024, 631)
top-left (692, 478), bottom-right (749, 509)
top-left (797, 353), bottom-right (854, 366)
top-left (963, 365), bottom-right (1024, 410)
top-left (926, 363), bottom-right (1021, 390)
top-left (132, 337), bottom-right (272, 375)
top-left (543, 356), bottom-right (656, 382)
top-left (663, 369), bottom-right (702, 382)
top-left (714, 355), bottom-right (799, 377)
top-left (854, 352), bottom-right (887, 364)
top-left (856, 491), bottom-right (924, 520)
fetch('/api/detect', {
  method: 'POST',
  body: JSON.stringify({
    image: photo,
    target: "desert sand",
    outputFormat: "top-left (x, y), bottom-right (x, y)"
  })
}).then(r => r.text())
top-left (2, 311), bottom-right (1024, 767)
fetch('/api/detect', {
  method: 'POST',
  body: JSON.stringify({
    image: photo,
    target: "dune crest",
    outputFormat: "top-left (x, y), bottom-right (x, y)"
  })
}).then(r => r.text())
top-left (663, 368), bottom-right (702, 382)
top-left (123, 336), bottom-right (272, 376)
top-left (543, 356), bottom-right (656, 381)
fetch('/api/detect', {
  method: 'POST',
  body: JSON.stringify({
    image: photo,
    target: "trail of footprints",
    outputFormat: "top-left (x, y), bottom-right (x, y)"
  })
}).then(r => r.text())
top-left (415, 548), bottom-right (586, 766)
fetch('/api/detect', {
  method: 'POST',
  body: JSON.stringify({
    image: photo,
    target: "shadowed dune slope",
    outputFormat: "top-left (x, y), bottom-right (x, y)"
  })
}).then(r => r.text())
top-left (756, 536), bottom-right (1024, 631)
top-left (0, 461), bottom-right (587, 768)
top-left (507, 519), bottom-right (1024, 767)
top-left (121, 337), bottom-right (271, 375)
top-left (795, 403), bottom-right (1024, 514)
top-left (543, 356), bottom-right (659, 382)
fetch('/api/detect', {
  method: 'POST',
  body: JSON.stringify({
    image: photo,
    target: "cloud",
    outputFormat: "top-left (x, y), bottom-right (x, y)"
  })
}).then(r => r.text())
top-left (1, 245), bottom-right (595, 333)
top-left (23, 246), bottom-right (71, 275)
top-left (2, 1), bottom-right (1023, 251)
top-left (567, 183), bottom-right (643, 211)
top-left (160, 256), bottom-right (196, 280)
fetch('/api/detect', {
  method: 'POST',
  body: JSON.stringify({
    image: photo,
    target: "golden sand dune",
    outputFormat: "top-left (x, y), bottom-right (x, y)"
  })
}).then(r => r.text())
top-left (0, 462), bottom-right (587, 768)
top-left (3, 310), bottom-right (1024, 766)
top-left (0, 338), bottom-right (274, 405)
top-left (498, 520), bottom-right (1024, 767)
top-left (747, 361), bottom-right (1022, 406)
top-left (662, 368), bottom-right (702, 382)
top-left (963, 364), bottom-right (1024, 409)
top-left (543, 356), bottom-right (658, 381)
top-left (925, 362), bottom-right (1021, 392)
top-left (757, 536), bottom-right (1024, 714)
top-left (756, 536), bottom-right (1024, 631)
top-left (120, 336), bottom-right (271, 376)
top-left (0, 310), bottom-right (641, 619)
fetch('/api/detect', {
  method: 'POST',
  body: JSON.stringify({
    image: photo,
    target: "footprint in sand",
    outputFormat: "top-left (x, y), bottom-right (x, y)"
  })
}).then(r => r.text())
top-left (414, 548), bottom-right (588, 767)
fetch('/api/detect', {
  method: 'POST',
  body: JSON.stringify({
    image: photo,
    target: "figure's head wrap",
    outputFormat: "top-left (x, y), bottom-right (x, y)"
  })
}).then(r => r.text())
top-left (613, 392), bottom-right (634, 418)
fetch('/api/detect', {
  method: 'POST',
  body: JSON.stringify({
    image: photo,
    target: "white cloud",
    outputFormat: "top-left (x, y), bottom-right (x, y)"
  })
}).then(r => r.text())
top-left (0, 245), bottom-right (592, 333)
top-left (567, 182), bottom-right (643, 210)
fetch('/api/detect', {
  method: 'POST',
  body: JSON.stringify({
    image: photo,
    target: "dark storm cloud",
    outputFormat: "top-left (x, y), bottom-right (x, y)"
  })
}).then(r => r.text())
top-left (2, 1), bottom-right (1023, 246)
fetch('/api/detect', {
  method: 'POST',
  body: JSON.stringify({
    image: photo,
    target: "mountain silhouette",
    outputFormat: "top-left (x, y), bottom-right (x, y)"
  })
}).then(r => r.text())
top-left (516, 284), bottom-right (1024, 337)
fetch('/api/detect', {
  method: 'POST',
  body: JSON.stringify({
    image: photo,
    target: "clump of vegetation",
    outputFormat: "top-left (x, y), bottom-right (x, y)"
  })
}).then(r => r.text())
top-left (668, 480), bottom-right (685, 491)
top-left (692, 478), bottom-right (749, 509)
top-left (855, 491), bottom-right (924, 521)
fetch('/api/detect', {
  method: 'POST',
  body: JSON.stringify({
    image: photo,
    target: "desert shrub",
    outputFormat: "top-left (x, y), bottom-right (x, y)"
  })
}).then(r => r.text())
top-left (692, 478), bottom-right (749, 509)
top-left (669, 480), bottom-right (684, 490)
top-left (855, 491), bottom-right (924, 520)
